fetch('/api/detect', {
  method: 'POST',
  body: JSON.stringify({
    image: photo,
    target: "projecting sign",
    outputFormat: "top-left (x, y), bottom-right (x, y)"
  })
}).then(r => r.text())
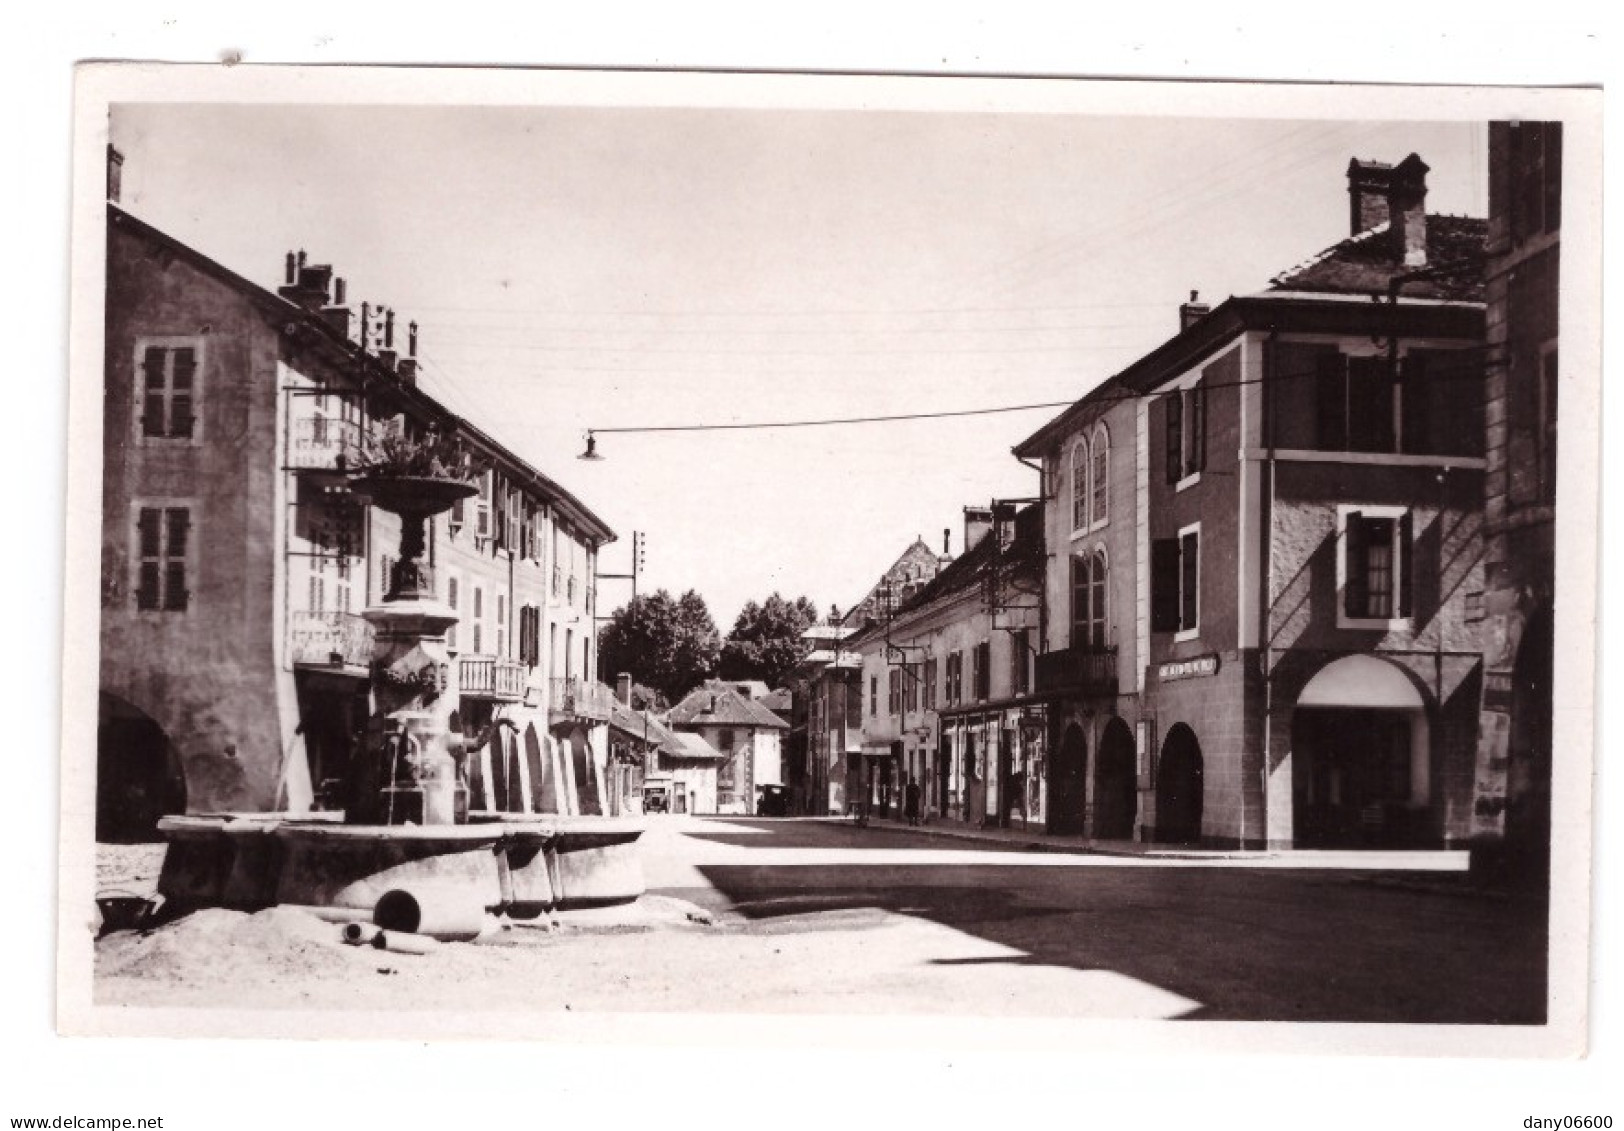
top-left (1156, 654), bottom-right (1221, 682)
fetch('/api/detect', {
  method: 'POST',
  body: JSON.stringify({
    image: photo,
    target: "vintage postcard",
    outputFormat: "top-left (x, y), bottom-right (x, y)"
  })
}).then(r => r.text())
top-left (59, 65), bottom-right (1601, 1062)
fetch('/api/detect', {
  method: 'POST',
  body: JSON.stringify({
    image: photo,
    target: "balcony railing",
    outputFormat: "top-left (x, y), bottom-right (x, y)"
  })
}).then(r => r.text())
top-left (1033, 645), bottom-right (1119, 698)
top-left (289, 416), bottom-right (361, 473)
top-left (549, 676), bottom-right (615, 722)
top-left (459, 655), bottom-right (527, 701)
top-left (289, 610), bottom-right (375, 670)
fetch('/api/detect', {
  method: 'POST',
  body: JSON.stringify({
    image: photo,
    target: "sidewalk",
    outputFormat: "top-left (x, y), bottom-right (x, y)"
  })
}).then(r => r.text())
top-left (813, 813), bottom-right (1471, 872)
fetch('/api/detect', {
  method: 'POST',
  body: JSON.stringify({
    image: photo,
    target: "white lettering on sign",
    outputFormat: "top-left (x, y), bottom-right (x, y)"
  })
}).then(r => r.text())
top-left (1157, 654), bottom-right (1220, 682)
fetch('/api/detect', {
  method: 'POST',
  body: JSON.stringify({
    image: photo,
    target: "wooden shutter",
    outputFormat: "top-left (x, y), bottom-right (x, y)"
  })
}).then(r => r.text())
top-left (136, 508), bottom-right (161, 609)
top-left (1150, 537), bottom-right (1180, 632)
top-left (1397, 510), bottom-right (1415, 618)
top-left (164, 508), bottom-right (190, 610)
top-left (1400, 353), bottom-right (1430, 455)
top-left (169, 348), bottom-right (196, 438)
top-left (1179, 531), bottom-right (1199, 631)
top-left (1189, 382), bottom-right (1207, 472)
top-left (1164, 392), bottom-right (1184, 483)
top-left (1344, 512), bottom-right (1368, 618)
top-left (1315, 349), bottom-right (1348, 451)
top-left (141, 347), bottom-right (167, 438)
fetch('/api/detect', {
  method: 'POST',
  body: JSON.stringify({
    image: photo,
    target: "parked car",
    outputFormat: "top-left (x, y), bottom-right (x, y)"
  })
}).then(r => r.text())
top-left (642, 777), bottom-right (673, 814)
top-left (756, 784), bottom-right (789, 817)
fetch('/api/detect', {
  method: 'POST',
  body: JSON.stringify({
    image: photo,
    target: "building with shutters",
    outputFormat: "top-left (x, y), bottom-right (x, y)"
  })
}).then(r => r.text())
top-left (667, 681), bottom-right (790, 815)
top-left (1015, 152), bottom-right (1489, 849)
top-left (97, 158), bottom-right (619, 840)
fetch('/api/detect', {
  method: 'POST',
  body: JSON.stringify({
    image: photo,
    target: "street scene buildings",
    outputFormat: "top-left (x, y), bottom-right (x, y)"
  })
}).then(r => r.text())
top-left (78, 96), bottom-right (1584, 1038)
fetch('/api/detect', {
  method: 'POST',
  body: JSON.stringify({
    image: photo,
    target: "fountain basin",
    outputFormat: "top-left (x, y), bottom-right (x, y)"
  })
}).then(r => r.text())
top-left (155, 813), bottom-right (645, 920)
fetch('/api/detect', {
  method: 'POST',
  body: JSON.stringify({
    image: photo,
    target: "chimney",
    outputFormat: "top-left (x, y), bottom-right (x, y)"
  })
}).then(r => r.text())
top-left (106, 145), bottom-right (124, 203)
top-left (395, 358), bottom-right (419, 386)
top-left (942, 528), bottom-right (951, 556)
top-left (616, 673), bottom-right (632, 705)
top-left (1179, 289), bottom-right (1209, 332)
top-left (1347, 158), bottom-right (1394, 234)
top-left (1389, 153), bottom-right (1430, 267)
top-left (963, 506), bottom-right (993, 553)
top-left (277, 253), bottom-right (336, 312)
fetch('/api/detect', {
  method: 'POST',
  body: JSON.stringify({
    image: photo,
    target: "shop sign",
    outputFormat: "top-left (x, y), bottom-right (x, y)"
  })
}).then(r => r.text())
top-left (1157, 653), bottom-right (1220, 683)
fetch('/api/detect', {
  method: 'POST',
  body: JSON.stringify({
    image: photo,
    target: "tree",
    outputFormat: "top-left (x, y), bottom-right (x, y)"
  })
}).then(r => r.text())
top-left (598, 589), bottom-right (721, 704)
top-left (719, 593), bottom-right (820, 688)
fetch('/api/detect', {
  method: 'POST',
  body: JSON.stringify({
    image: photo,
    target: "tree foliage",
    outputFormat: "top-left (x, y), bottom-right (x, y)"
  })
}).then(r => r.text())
top-left (718, 593), bottom-right (820, 688)
top-left (598, 589), bottom-right (721, 704)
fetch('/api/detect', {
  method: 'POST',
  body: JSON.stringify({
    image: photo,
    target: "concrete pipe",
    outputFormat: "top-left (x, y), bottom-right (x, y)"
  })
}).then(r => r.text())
top-left (371, 930), bottom-right (439, 956)
top-left (340, 922), bottom-right (382, 946)
top-left (373, 886), bottom-right (490, 942)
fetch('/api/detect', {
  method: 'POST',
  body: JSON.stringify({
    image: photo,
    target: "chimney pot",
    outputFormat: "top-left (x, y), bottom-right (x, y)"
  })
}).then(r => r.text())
top-left (408, 321), bottom-right (419, 358)
top-left (285, 252), bottom-right (297, 286)
top-left (1178, 289), bottom-right (1210, 332)
top-left (1389, 153), bottom-right (1430, 267)
top-left (334, 278), bottom-right (347, 305)
top-left (943, 527), bottom-right (951, 555)
top-left (1347, 158), bottom-right (1395, 235)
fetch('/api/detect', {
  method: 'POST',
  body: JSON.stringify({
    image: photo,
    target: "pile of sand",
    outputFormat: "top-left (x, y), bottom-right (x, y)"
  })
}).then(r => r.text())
top-left (96, 906), bottom-right (376, 986)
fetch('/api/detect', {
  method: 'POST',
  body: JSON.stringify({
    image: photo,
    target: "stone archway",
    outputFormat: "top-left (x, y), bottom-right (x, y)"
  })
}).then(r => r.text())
top-left (1156, 723), bottom-right (1204, 845)
top-left (1050, 723), bottom-right (1088, 836)
top-left (97, 692), bottom-right (187, 843)
top-left (1291, 654), bottom-right (1430, 848)
top-left (1093, 717), bottom-right (1138, 840)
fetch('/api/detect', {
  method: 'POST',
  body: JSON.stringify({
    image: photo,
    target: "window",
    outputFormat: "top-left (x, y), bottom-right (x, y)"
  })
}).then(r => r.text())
top-left (904, 663), bottom-right (919, 713)
top-left (1091, 424), bottom-right (1109, 525)
top-left (1164, 380), bottom-right (1206, 484)
top-left (583, 634), bottom-right (591, 682)
top-left (924, 658), bottom-right (938, 710)
top-left (565, 628), bottom-right (574, 678)
top-left (1071, 439), bottom-right (1090, 530)
top-left (972, 642), bottom-right (991, 701)
top-left (888, 669), bottom-right (901, 716)
top-left (870, 675), bottom-right (878, 717)
top-left (1071, 553), bottom-right (1108, 649)
top-left (717, 728), bottom-right (735, 752)
top-left (1151, 525), bottom-right (1200, 637)
top-left (446, 575), bottom-right (460, 650)
top-left (518, 604), bottom-right (540, 666)
top-left (549, 624), bottom-right (557, 675)
top-left (137, 341), bottom-right (200, 441)
top-left (1341, 507), bottom-right (1414, 625)
top-left (1315, 352), bottom-right (1397, 453)
top-left (134, 505), bottom-right (191, 611)
top-left (1011, 629), bottom-right (1030, 695)
top-left (946, 651), bottom-right (963, 705)
top-left (474, 472), bottom-right (494, 540)
top-left (472, 586), bottom-right (485, 653)
top-left (496, 594), bottom-right (507, 657)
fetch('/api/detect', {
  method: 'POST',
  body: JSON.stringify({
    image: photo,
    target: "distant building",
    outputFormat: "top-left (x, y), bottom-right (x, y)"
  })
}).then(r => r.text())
top-left (847, 504), bottom-right (1046, 827)
top-left (1015, 153), bottom-right (1488, 848)
top-left (667, 681), bottom-right (790, 814)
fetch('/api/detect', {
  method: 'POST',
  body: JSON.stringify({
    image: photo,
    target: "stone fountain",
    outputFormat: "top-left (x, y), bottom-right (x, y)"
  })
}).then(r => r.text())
top-left (156, 462), bottom-right (645, 938)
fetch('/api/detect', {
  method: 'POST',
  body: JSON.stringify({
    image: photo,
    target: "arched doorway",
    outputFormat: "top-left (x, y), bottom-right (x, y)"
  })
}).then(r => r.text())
top-left (97, 692), bottom-right (186, 843)
top-left (1156, 724), bottom-right (1203, 845)
top-left (565, 727), bottom-right (602, 815)
top-left (1050, 723), bottom-right (1088, 835)
top-left (1094, 717), bottom-right (1137, 840)
top-left (1291, 654), bottom-right (1430, 848)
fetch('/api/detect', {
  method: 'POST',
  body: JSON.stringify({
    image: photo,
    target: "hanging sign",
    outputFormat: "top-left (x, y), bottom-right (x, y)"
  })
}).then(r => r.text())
top-left (1157, 653), bottom-right (1221, 682)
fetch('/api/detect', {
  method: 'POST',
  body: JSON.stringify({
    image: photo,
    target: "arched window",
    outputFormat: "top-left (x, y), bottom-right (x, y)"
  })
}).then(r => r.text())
top-left (1091, 423), bottom-right (1110, 525)
top-left (1071, 438), bottom-right (1090, 531)
top-left (1071, 552), bottom-right (1109, 650)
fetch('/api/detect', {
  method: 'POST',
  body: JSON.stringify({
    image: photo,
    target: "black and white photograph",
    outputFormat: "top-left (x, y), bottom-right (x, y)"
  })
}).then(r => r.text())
top-left (29, 44), bottom-right (1610, 1129)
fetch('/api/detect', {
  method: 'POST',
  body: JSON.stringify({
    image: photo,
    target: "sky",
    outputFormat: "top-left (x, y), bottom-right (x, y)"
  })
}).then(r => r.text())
top-left (109, 102), bottom-right (1484, 629)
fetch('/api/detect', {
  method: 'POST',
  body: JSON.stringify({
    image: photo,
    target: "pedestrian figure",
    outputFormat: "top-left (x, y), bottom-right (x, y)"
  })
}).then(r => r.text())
top-left (904, 777), bottom-right (921, 827)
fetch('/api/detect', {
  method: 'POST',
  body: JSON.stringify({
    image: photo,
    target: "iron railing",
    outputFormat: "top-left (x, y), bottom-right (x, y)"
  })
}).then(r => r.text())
top-left (289, 610), bottom-right (374, 668)
top-left (1033, 645), bottom-right (1119, 697)
top-left (459, 655), bottom-right (527, 700)
top-left (548, 676), bottom-right (615, 721)
top-left (289, 416), bottom-right (360, 472)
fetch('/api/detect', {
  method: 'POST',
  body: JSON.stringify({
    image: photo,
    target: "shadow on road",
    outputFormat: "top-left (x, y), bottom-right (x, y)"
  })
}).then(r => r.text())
top-left (682, 839), bottom-right (1548, 1024)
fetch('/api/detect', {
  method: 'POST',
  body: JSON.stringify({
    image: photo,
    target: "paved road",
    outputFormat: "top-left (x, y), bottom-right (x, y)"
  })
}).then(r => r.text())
top-left (643, 816), bottom-right (1548, 1024)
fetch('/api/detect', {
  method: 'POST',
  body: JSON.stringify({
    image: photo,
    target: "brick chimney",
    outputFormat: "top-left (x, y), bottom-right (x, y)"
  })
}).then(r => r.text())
top-left (277, 251), bottom-right (336, 311)
top-left (1347, 158), bottom-right (1394, 234)
top-left (616, 672), bottom-right (633, 705)
top-left (106, 145), bottom-right (124, 203)
top-left (1388, 153), bottom-right (1430, 267)
top-left (963, 505), bottom-right (993, 553)
top-left (1178, 289), bottom-right (1209, 332)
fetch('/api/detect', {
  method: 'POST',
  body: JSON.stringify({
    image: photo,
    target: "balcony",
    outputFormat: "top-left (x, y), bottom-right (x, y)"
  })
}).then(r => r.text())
top-left (289, 610), bottom-right (374, 672)
top-left (1033, 646), bottom-right (1118, 698)
top-left (549, 676), bottom-right (615, 723)
top-left (459, 655), bottom-right (527, 701)
top-left (289, 416), bottom-right (360, 474)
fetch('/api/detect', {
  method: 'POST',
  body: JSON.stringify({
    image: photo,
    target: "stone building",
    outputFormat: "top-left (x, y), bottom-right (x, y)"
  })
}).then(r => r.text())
top-left (98, 172), bottom-right (618, 840)
top-left (847, 504), bottom-right (1046, 827)
top-left (667, 681), bottom-right (790, 815)
top-left (1015, 153), bottom-right (1488, 848)
top-left (1470, 121), bottom-right (1562, 883)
